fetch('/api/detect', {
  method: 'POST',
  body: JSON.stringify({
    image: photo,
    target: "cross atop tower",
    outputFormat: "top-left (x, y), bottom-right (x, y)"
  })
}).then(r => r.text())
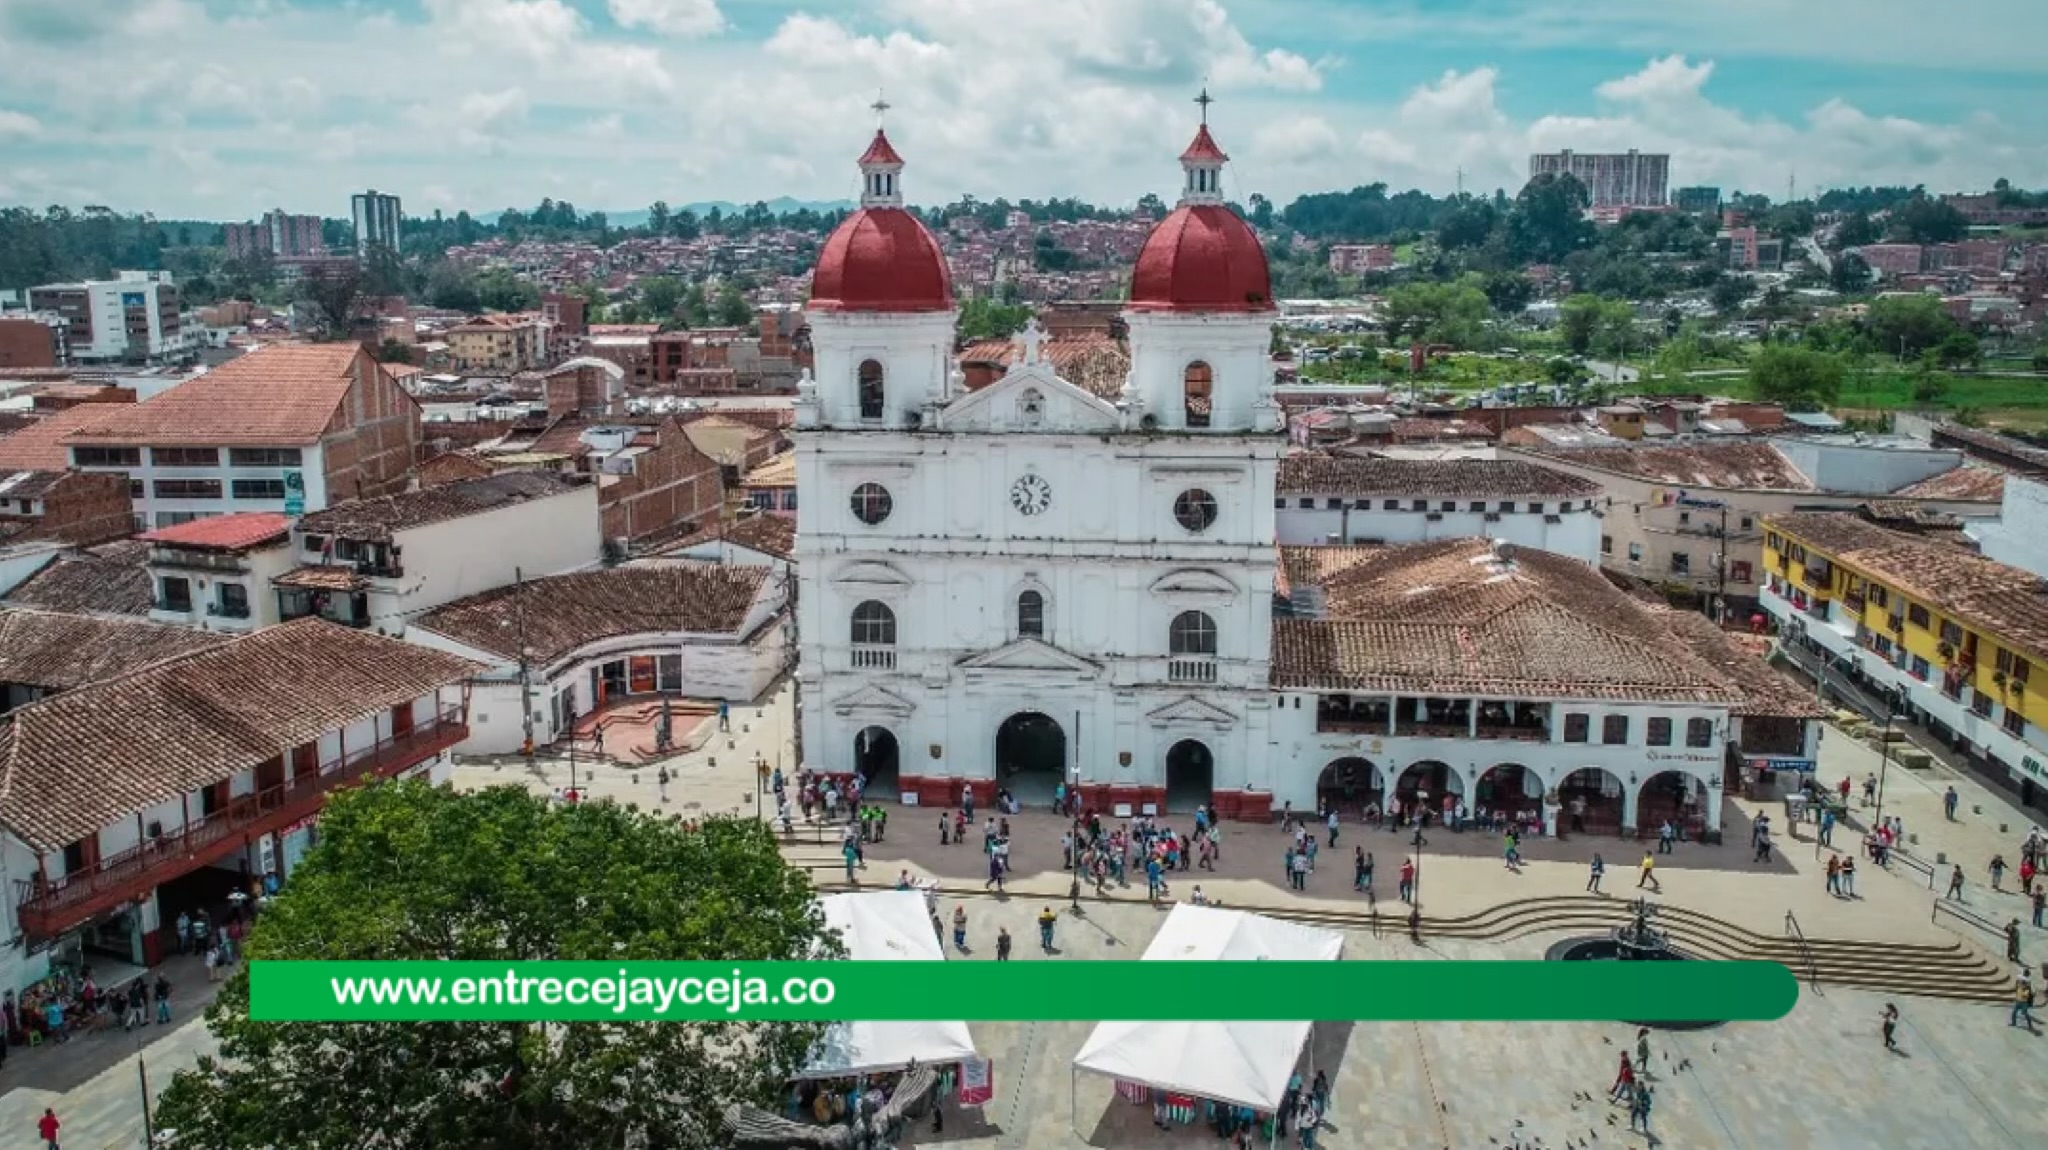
top-left (871, 91), bottom-right (891, 124)
top-left (1194, 86), bottom-right (1213, 125)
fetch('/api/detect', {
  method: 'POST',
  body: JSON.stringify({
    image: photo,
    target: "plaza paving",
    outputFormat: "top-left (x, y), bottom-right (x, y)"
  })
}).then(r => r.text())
top-left (10, 688), bottom-right (2043, 1150)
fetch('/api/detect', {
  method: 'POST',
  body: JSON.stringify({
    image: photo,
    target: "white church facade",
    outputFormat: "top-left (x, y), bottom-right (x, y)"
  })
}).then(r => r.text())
top-left (791, 114), bottom-right (1811, 832)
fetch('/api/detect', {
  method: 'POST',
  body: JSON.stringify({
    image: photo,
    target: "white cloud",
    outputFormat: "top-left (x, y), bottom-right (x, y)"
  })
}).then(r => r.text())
top-left (607, 0), bottom-right (723, 39)
top-left (0, 109), bottom-right (42, 138)
top-left (0, 0), bottom-right (2040, 217)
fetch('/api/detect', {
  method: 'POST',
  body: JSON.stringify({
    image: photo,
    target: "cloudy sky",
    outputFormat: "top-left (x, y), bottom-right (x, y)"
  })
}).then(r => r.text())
top-left (1, 0), bottom-right (2043, 221)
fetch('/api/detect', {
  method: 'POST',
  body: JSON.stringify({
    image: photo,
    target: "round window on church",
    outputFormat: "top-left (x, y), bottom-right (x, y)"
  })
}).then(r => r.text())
top-left (1173, 489), bottom-right (1218, 533)
top-left (850, 482), bottom-right (894, 526)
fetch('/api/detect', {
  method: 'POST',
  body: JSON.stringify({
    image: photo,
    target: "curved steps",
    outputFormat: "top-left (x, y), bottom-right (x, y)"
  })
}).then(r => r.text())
top-left (800, 863), bottom-right (2015, 1003)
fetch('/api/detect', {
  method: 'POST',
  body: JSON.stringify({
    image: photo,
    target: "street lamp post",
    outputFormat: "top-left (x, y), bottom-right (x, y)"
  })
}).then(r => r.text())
top-left (1872, 686), bottom-right (1901, 830)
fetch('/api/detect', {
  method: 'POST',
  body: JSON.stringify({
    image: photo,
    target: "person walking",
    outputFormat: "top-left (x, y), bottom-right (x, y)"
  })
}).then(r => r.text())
top-left (1819, 808), bottom-right (1835, 848)
top-left (986, 850), bottom-right (1005, 893)
top-left (1881, 1003), bottom-right (1900, 1051)
top-left (36, 1107), bottom-right (59, 1150)
top-left (1826, 854), bottom-right (1843, 896)
top-left (952, 906), bottom-right (968, 953)
top-left (1037, 907), bottom-right (1058, 951)
top-left (1863, 773), bottom-right (1877, 807)
top-left (154, 972), bottom-right (171, 1024)
top-left (1841, 854), bottom-right (1857, 898)
top-left (1635, 1027), bottom-right (1650, 1075)
top-left (1398, 857), bottom-right (1416, 903)
top-left (2034, 886), bottom-right (2046, 929)
top-left (1587, 853), bottom-right (1606, 894)
top-left (2012, 974), bottom-right (2038, 1030)
top-left (995, 927), bottom-right (1012, 962)
top-left (1327, 807), bottom-right (1340, 850)
top-left (1990, 854), bottom-right (2008, 891)
top-left (656, 766), bottom-right (670, 803)
top-left (2006, 918), bottom-right (2023, 964)
top-left (1944, 785), bottom-right (1960, 821)
top-left (1353, 847), bottom-right (1369, 892)
top-left (1638, 851), bottom-right (1660, 892)
top-left (1657, 820), bottom-right (1676, 854)
top-left (1290, 849), bottom-right (1310, 891)
top-left (1608, 1052), bottom-right (1634, 1102)
top-left (1628, 1083), bottom-right (1653, 1135)
top-left (1503, 830), bottom-right (1522, 871)
top-left (1948, 865), bottom-right (1967, 901)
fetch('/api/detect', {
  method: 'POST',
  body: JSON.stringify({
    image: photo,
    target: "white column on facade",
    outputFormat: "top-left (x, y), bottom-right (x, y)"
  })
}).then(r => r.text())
top-left (1621, 783), bottom-right (1641, 834)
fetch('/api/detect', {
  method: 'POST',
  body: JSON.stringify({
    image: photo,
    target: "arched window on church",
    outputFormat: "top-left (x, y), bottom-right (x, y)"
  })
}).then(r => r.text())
top-left (1018, 387), bottom-right (1045, 428)
top-left (1183, 361), bottom-right (1212, 429)
top-left (1017, 589), bottom-right (1046, 639)
top-left (858, 359), bottom-right (885, 421)
top-left (1169, 610), bottom-right (1217, 656)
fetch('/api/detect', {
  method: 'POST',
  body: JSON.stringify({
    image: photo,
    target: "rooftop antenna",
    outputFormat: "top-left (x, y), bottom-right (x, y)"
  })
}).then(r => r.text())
top-left (1456, 167), bottom-right (1466, 197)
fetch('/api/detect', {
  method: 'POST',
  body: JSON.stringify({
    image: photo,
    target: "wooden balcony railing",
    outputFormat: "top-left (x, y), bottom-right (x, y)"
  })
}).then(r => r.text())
top-left (15, 708), bottom-right (467, 940)
top-left (1474, 724), bottom-right (1549, 742)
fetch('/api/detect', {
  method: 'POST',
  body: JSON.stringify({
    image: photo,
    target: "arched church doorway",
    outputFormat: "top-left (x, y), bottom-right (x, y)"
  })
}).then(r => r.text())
top-left (854, 726), bottom-right (899, 793)
top-left (996, 711), bottom-right (1066, 807)
top-left (1316, 757), bottom-right (1383, 817)
top-left (1165, 739), bottom-right (1214, 812)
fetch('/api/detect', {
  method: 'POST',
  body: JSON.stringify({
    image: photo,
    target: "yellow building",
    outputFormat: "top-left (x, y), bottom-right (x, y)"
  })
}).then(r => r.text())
top-left (1762, 510), bottom-right (2048, 806)
top-left (446, 313), bottom-right (547, 373)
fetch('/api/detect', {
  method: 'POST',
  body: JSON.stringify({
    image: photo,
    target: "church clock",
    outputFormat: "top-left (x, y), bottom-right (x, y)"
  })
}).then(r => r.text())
top-left (1010, 473), bottom-right (1052, 517)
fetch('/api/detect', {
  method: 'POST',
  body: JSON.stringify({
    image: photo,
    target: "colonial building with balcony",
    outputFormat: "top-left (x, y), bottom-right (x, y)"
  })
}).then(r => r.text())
top-left (140, 512), bottom-right (296, 633)
top-left (276, 472), bottom-right (601, 636)
top-left (406, 562), bottom-right (789, 754)
top-left (1269, 539), bottom-right (1823, 838)
top-left (1763, 511), bottom-right (2048, 815)
top-left (0, 619), bottom-right (481, 992)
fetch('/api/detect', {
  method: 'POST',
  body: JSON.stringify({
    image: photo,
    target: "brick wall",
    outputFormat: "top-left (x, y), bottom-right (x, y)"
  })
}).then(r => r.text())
top-left (597, 419), bottom-right (724, 544)
top-left (0, 319), bottom-right (59, 368)
top-left (321, 352), bottom-right (423, 504)
top-left (0, 471), bottom-right (133, 544)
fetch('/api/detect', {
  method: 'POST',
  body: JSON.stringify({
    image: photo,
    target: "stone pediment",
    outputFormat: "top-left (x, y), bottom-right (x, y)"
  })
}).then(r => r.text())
top-left (832, 561), bottom-right (915, 589)
top-left (956, 637), bottom-right (1102, 678)
top-left (830, 683), bottom-right (917, 718)
top-left (1146, 694), bottom-right (1238, 730)
top-left (1148, 568), bottom-right (1239, 601)
top-left (936, 362), bottom-right (1123, 435)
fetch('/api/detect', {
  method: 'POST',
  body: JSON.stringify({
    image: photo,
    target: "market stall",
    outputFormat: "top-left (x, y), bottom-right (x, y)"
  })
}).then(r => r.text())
top-left (800, 890), bottom-right (980, 1078)
top-left (1070, 905), bottom-right (1344, 1137)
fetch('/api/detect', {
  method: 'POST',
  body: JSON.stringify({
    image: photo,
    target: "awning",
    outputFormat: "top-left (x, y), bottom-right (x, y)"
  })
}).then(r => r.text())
top-left (799, 891), bottom-right (979, 1079)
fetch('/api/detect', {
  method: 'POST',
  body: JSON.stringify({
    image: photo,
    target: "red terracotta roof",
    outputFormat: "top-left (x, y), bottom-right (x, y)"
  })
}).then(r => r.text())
top-left (1128, 204), bottom-right (1273, 314)
top-left (137, 512), bottom-right (293, 552)
top-left (1179, 124), bottom-right (1229, 164)
top-left (1278, 455), bottom-right (1603, 499)
top-left (0, 619), bottom-right (485, 852)
top-left (809, 208), bottom-right (954, 313)
top-left (1, 546), bottom-right (153, 617)
top-left (64, 344), bottom-right (379, 447)
top-left (0, 404), bottom-right (131, 470)
top-left (0, 607), bottom-right (226, 691)
top-left (857, 129), bottom-right (905, 166)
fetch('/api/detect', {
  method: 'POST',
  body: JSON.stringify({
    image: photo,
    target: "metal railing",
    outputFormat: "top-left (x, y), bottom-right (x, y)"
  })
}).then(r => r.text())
top-left (1931, 895), bottom-right (2007, 941)
top-left (1889, 846), bottom-right (1937, 889)
top-left (1783, 910), bottom-right (1820, 989)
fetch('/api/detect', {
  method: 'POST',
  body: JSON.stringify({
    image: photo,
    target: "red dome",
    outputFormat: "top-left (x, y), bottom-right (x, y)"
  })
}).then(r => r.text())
top-left (809, 207), bottom-right (953, 313)
top-left (1128, 204), bottom-right (1274, 313)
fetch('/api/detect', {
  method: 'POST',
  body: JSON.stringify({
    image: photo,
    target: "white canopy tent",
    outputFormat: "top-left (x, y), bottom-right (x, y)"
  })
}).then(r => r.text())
top-left (798, 890), bottom-right (980, 1079)
top-left (1071, 905), bottom-right (1344, 1113)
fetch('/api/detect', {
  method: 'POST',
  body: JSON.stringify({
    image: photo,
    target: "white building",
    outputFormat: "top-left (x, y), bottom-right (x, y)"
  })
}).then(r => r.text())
top-left (27, 272), bottom-right (185, 364)
top-left (1270, 539), bottom-right (1821, 836)
top-left (1275, 455), bottom-right (1604, 562)
top-left (352, 189), bottom-right (403, 254)
top-left (279, 471), bottom-right (600, 636)
top-left (140, 513), bottom-right (297, 633)
top-left (0, 621), bottom-right (478, 993)
top-left (1965, 472), bottom-right (2048, 577)
top-left (795, 118), bottom-right (1287, 816)
top-left (407, 563), bottom-right (791, 755)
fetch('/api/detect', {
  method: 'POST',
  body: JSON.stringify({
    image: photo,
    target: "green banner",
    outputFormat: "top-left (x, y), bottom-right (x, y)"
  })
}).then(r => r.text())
top-left (250, 961), bottom-right (1797, 1023)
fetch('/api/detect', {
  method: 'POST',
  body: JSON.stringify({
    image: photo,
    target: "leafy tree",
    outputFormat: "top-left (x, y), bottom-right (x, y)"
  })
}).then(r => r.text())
top-left (1889, 195), bottom-right (1970, 244)
top-left (640, 276), bottom-right (685, 323)
top-left (957, 297), bottom-right (1033, 341)
top-left (1435, 200), bottom-right (1499, 251)
top-left (1748, 344), bottom-right (1845, 411)
top-left (1829, 252), bottom-right (1871, 295)
top-left (2033, 348), bottom-right (2048, 375)
top-left (1247, 193), bottom-right (1274, 230)
top-left (1709, 276), bottom-right (1749, 316)
top-left (1911, 353), bottom-right (1949, 405)
top-left (1478, 271), bottom-right (1532, 315)
top-left (1505, 173), bottom-right (1594, 263)
top-left (154, 782), bottom-right (831, 1150)
top-left (1383, 279), bottom-right (1492, 349)
top-left (375, 339), bottom-right (414, 363)
top-left (476, 269), bottom-right (539, 312)
top-left (647, 200), bottom-right (671, 237)
top-left (1865, 293), bottom-right (1960, 359)
top-left (1832, 212), bottom-right (1879, 249)
top-left (1135, 193), bottom-right (1166, 218)
top-left (1934, 329), bottom-right (1981, 369)
top-left (681, 283), bottom-right (711, 327)
top-left (425, 263), bottom-right (482, 312)
top-left (1557, 294), bottom-right (1634, 357)
top-left (1546, 356), bottom-right (1584, 386)
top-left (714, 284), bottom-right (754, 328)
top-left (294, 263), bottom-right (365, 341)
